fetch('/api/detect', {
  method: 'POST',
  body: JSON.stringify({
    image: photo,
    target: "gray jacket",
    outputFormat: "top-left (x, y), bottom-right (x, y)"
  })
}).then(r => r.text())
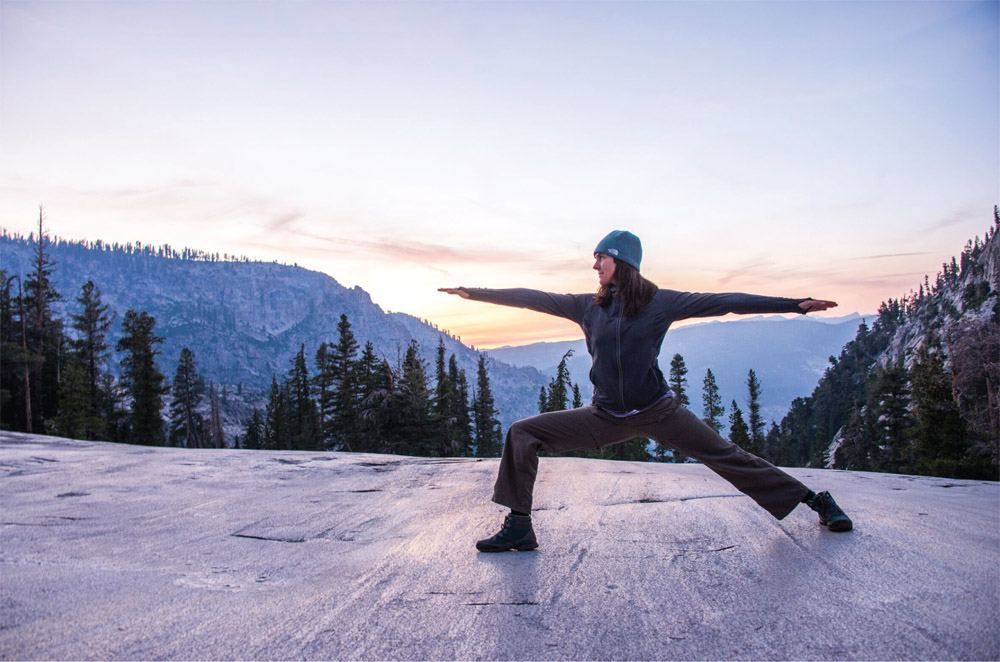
top-left (462, 287), bottom-right (807, 412)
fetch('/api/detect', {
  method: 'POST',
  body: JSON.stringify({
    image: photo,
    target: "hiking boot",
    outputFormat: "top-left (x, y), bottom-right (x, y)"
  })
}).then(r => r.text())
top-left (476, 513), bottom-right (539, 552)
top-left (807, 491), bottom-right (853, 532)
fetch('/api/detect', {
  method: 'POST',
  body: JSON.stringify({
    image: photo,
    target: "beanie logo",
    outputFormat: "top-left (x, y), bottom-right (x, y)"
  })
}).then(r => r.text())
top-left (607, 248), bottom-right (619, 256)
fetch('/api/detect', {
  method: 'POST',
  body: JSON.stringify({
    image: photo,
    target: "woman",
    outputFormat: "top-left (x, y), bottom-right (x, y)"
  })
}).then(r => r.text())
top-left (440, 230), bottom-right (852, 553)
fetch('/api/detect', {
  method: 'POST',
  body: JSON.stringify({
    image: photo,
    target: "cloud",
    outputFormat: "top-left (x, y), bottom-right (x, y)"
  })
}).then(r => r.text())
top-left (14, 179), bottom-right (308, 238)
top-left (850, 252), bottom-right (930, 260)
top-left (18, 178), bottom-right (571, 276)
top-left (263, 209), bottom-right (306, 233)
top-left (834, 271), bottom-right (930, 288)
top-left (267, 223), bottom-right (584, 273)
top-left (923, 206), bottom-right (980, 233)
top-left (715, 260), bottom-right (777, 287)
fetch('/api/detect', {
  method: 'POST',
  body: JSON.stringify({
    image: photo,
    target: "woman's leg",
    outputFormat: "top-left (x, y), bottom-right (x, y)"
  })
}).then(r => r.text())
top-left (479, 406), bottom-right (637, 552)
top-left (492, 406), bottom-right (633, 513)
top-left (622, 398), bottom-right (811, 520)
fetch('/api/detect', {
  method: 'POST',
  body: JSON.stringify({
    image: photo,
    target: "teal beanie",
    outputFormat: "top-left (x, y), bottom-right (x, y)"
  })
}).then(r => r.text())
top-left (594, 230), bottom-right (642, 271)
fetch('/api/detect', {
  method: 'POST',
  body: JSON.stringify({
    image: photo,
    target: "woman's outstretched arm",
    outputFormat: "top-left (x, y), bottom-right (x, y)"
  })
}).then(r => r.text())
top-left (438, 287), bottom-right (590, 323)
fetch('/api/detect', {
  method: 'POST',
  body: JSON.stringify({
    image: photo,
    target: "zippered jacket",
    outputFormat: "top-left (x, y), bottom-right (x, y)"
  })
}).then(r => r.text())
top-left (462, 287), bottom-right (808, 413)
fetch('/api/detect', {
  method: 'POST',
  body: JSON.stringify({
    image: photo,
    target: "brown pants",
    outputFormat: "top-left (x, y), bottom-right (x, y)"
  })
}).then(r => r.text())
top-left (493, 396), bottom-right (810, 519)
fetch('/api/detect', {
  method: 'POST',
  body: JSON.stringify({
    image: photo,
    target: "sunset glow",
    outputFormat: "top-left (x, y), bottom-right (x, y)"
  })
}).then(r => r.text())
top-left (1, 1), bottom-right (996, 348)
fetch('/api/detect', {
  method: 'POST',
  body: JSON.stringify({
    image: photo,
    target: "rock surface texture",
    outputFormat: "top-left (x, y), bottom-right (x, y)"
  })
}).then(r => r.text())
top-left (1, 431), bottom-right (997, 660)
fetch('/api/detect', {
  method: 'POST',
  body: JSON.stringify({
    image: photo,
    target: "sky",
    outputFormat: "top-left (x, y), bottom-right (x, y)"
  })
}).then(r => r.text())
top-left (1, 1), bottom-right (997, 348)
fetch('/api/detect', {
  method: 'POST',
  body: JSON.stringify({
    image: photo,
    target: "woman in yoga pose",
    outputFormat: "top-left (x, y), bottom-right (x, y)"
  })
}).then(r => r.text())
top-left (441, 230), bottom-right (852, 552)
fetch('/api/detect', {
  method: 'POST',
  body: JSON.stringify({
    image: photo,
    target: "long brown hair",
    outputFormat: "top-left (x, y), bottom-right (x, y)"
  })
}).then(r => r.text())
top-left (594, 258), bottom-right (658, 318)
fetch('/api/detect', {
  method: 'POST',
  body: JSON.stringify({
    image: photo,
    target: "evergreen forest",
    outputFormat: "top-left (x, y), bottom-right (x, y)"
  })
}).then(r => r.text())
top-left (0, 213), bottom-right (504, 458)
top-left (2, 209), bottom-right (997, 480)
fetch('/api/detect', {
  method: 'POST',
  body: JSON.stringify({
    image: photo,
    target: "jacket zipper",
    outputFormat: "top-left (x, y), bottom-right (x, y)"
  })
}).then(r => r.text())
top-left (615, 298), bottom-right (625, 411)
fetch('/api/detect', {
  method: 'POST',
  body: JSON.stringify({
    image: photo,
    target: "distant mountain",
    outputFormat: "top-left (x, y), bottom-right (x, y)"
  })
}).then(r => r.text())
top-left (490, 314), bottom-right (875, 424)
top-left (0, 234), bottom-right (548, 434)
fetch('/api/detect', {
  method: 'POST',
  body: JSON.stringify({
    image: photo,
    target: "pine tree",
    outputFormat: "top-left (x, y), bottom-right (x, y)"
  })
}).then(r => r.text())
top-left (946, 319), bottom-right (1000, 477)
top-left (773, 401), bottom-right (805, 467)
top-left (0, 273), bottom-right (15, 428)
top-left (69, 280), bottom-right (113, 437)
top-left (657, 354), bottom-right (688, 461)
top-left (287, 345), bottom-right (320, 450)
top-left (0, 272), bottom-right (33, 432)
top-left (51, 358), bottom-right (103, 440)
top-left (764, 422), bottom-right (781, 463)
top-left (22, 209), bottom-right (63, 431)
top-left (542, 350), bottom-right (575, 412)
top-left (662, 353), bottom-right (691, 461)
top-left (910, 341), bottom-right (969, 477)
top-left (701, 369), bottom-right (725, 433)
top-left (746, 370), bottom-right (765, 456)
top-left (448, 354), bottom-right (473, 456)
top-left (869, 362), bottom-right (911, 472)
top-left (242, 408), bottom-right (264, 450)
top-left (433, 338), bottom-right (458, 455)
top-left (168, 347), bottom-right (205, 448)
top-left (396, 341), bottom-right (436, 456)
top-left (40, 283), bottom-right (110, 439)
top-left (117, 310), bottom-right (167, 445)
top-left (355, 342), bottom-right (383, 401)
top-left (208, 382), bottom-right (225, 448)
top-left (473, 354), bottom-right (503, 458)
top-left (728, 400), bottom-right (751, 452)
top-left (99, 372), bottom-right (127, 443)
top-left (668, 354), bottom-right (690, 406)
top-left (355, 349), bottom-right (396, 454)
top-left (353, 341), bottom-right (384, 452)
top-left (434, 338), bottom-right (450, 405)
top-left (329, 316), bottom-right (360, 450)
top-left (834, 403), bottom-right (872, 470)
top-left (313, 342), bottom-right (334, 439)
top-left (333, 315), bottom-right (359, 384)
top-left (263, 375), bottom-right (289, 450)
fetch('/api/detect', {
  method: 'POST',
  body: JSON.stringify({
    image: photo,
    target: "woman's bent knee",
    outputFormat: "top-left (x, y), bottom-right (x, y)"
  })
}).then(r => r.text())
top-left (508, 419), bottom-right (541, 450)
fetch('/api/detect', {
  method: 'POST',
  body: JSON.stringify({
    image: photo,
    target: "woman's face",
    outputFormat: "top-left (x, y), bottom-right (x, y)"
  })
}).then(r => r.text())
top-left (593, 253), bottom-right (616, 286)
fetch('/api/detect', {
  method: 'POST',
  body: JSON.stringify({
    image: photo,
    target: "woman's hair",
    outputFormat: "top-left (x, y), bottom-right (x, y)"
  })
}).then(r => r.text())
top-left (594, 258), bottom-right (658, 318)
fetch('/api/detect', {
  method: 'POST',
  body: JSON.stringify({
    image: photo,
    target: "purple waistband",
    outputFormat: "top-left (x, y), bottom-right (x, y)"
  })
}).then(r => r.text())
top-left (603, 391), bottom-right (674, 418)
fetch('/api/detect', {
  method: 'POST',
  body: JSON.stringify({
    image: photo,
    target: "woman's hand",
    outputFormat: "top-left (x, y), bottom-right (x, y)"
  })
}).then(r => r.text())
top-left (438, 287), bottom-right (470, 299)
top-left (799, 298), bottom-right (838, 313)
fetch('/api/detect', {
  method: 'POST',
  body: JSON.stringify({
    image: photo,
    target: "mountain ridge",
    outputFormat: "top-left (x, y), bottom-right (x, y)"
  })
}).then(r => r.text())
top-left (0, 230), bottom-right (889, 437)
top-left (0, 233), bottom-right (548, 433)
